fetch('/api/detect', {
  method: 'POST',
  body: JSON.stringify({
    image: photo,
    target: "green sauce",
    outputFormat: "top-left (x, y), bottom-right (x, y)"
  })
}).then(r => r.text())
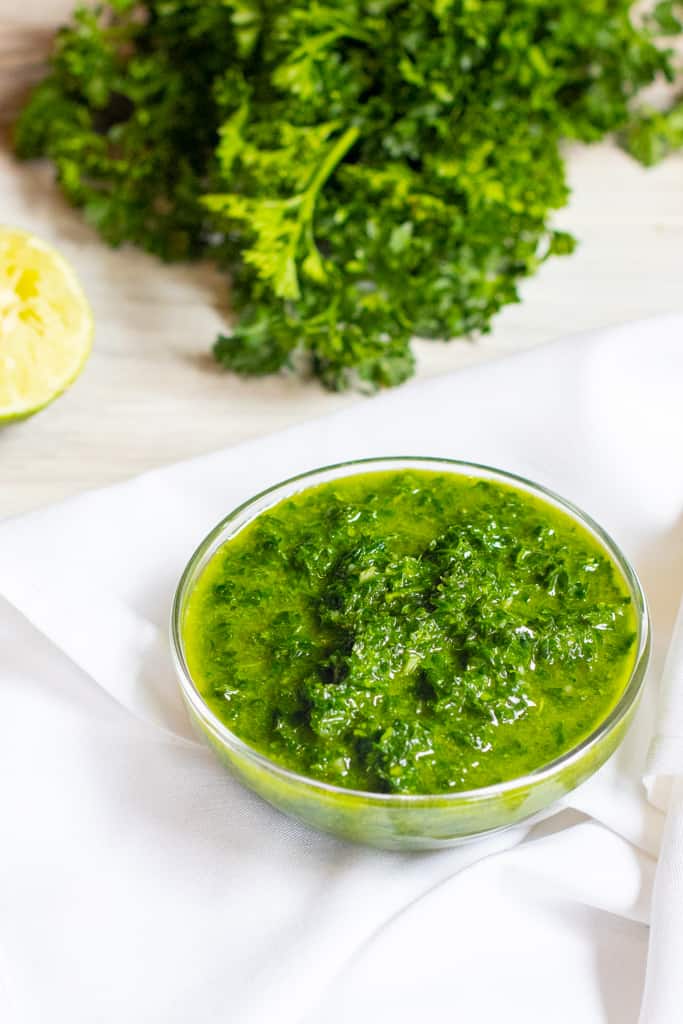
top-left (183, 470), bottom-right (636, 795)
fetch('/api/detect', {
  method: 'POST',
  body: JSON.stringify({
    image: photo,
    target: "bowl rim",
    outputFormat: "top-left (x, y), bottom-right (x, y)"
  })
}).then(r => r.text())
top-left (170, 455), bottom-right (651, 805)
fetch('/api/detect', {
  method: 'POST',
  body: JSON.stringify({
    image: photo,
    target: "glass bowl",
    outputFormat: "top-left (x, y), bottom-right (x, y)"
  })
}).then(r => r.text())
top-left (170, 457), bottom-right (650, 851)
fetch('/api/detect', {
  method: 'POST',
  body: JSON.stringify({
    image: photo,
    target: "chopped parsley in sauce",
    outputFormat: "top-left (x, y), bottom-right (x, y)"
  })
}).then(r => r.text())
top-left (183, 470), bottom-right (636, 795)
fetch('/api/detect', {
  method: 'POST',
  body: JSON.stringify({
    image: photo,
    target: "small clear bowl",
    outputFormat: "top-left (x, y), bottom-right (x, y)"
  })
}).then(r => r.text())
top-left (170, 457), bottom-right (650, 851)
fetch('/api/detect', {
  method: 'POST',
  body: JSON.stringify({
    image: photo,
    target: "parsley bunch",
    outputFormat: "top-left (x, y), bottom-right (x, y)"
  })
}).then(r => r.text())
top-left (15, 0), bottom-right (680, 390)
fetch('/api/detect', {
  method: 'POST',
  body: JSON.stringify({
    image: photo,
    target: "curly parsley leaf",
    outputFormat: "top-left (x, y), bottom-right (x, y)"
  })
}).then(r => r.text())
top-left (623, 98), bottom-right (683, 164)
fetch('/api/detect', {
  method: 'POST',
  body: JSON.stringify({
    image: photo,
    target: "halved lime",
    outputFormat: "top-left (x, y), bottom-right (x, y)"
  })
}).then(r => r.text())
top-left (0, 227), bottom-right (94, 422)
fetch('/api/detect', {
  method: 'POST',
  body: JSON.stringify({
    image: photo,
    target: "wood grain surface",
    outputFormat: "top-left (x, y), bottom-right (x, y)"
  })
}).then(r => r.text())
top-left (1, 12), bottom-right (682, 519)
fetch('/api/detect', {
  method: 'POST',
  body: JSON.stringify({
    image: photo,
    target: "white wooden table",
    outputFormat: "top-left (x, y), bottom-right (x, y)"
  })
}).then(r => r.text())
top-left (1, 10), bottom-right (683, 520)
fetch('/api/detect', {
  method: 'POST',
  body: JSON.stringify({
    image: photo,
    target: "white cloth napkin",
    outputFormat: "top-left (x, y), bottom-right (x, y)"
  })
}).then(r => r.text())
top-left (1, 315), bottom-right (682, 1024)
top-left (640, 597), bottom-right (683, 1024)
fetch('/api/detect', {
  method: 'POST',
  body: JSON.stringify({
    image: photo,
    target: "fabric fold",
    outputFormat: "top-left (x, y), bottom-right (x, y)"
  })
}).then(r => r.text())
top-left (1, 552), bottom-right (195, 743)
top-left (639, 596), bottom-right (683, 1024)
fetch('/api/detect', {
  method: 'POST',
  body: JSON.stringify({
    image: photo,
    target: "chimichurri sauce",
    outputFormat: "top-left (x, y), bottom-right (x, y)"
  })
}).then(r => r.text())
top-left (183, 470), bottom-right (637, 795)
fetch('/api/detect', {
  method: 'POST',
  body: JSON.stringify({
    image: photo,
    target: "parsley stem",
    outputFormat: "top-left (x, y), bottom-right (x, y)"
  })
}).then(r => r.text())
top-left (301, 125), bottom-right (361, 215)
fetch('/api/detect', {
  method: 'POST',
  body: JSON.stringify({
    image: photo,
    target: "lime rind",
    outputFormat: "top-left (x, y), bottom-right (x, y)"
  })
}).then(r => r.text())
top-left (0, 227), bottom-right (94, 422)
